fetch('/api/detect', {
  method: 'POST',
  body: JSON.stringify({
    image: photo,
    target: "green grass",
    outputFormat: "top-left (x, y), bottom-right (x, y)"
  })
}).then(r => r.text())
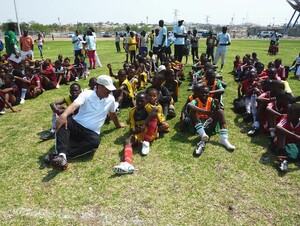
top-left (0, 38), bottom-right (300, 225)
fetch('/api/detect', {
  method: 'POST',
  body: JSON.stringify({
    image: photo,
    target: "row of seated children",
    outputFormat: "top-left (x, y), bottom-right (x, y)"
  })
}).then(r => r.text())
top-left (234, 58), bottom-right (300, 171)
top-left (233, 53), bottom-right (287, 82)
top-left (0, 54), bottom-right (89, 114)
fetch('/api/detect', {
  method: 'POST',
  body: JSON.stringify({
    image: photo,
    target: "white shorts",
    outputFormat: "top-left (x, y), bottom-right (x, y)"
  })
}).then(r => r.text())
top-left (21, 50), bottom-right (34, 60)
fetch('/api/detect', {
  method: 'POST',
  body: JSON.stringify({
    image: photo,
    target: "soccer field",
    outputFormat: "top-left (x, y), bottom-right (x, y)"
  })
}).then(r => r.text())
top-left (0, 38), bottom-right (299, 225)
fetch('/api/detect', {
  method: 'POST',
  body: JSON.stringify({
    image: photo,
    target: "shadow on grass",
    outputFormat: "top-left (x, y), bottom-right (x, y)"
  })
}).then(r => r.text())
top-left (38, 143), bottom-right (96, 181)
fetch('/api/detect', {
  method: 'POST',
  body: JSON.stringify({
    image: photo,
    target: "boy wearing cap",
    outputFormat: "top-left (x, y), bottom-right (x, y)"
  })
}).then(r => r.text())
top-left (48, 75), bottom-right (126, 170)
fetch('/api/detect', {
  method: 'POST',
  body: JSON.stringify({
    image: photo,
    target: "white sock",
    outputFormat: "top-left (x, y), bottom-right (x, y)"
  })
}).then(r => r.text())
top-left (21, 88), bottom-right (27, 99)
top-left (59, 153), bottom-right (66, 159)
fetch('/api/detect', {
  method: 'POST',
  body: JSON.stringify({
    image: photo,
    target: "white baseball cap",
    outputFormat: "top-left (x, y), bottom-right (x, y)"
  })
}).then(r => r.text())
top-left (157, 65), bottom-right (166, 73)
top-left (96, 75), bottom-right (116, 91)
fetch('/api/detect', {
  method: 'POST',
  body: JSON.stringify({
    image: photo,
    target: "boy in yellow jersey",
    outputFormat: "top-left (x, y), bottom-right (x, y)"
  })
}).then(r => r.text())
top-left (186, 83), bottom-right (235, 156)
top-left (41, 83), bottom-right (82, 140)
top-left (113, 92), bottom-right (159, 174)
top-left (114, 69), bottom-right (134, 110)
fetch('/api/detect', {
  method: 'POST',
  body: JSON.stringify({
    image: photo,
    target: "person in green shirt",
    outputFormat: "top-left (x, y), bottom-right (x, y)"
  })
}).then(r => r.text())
top-left (4, 22), bottom-right (20, 68)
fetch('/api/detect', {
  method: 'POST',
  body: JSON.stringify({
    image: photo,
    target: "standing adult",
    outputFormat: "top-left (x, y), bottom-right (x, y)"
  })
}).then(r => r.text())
top-left (86, 29), bottom-right (97, 69)
top-left (157, 19), bottom-right (167, 64)
top-left (173, 20), bottom-right (187, 63)
top-left (123, 26), bottom-right (131, 63)
top-left (72, 30), bottom-right (83, 58)
top-left (115, 32), bottom-right (121, 52)
top-left (89, 27), bottom-right (102, 67)
top-left (50, 75), bottom-right (126, 170)
top-left (139, 30), bottom-right (148, 56)
top-left (206, 30), bottom-right (217, 63)
top-left (213, 26), bottom-right (231, 72)
top-left (19, 29), bottom-right (34, 60)
top-left (191, 29), bottom-right (199, 63)
top-left (4, 22), bottom-right (21, 68)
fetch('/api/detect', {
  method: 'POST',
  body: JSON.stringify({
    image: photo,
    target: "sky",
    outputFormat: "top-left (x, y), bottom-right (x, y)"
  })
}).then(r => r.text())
top-left (0, 0), bottom-right (298, 27)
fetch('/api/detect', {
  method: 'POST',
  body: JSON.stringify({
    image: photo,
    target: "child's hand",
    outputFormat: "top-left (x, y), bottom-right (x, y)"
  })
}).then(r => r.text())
top-left (12, 109), bottom-right (21, 113)
top-left (107, 63), bottom-right (112, 69)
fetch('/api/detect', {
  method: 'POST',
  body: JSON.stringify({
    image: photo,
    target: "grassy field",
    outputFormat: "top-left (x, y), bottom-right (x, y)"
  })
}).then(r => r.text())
top-left (0, 38), bottom-right (300, 225)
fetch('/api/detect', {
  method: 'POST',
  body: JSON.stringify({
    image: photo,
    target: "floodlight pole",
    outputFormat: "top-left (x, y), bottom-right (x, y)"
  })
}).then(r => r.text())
top-left (13, 0), bottom-right (21, 36)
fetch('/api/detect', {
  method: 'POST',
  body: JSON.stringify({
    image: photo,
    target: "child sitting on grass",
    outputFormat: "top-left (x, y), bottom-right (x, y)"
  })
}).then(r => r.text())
top-left (274, 103), bottom-right (300, 171)
top-left (113, 92), bottom-right (159, 174)
top-left (186, 83), bottom-right (235, 156)
top-left (41, 83), bottom-right (82, 140)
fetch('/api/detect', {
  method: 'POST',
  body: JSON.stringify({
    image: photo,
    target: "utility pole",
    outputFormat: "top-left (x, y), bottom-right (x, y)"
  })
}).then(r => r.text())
top-left (13, 0), bottom-right (21, 36)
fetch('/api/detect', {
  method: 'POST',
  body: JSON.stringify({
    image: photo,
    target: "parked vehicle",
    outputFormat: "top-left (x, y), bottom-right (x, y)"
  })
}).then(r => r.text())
top-left (67, 32), bottom-right (74, 37)
top-left (118, 31), bottom-right (127, 37)
top-left (257, 31), bottom-right (283, 38)
top-left (102, 32), bottom-right (112, 37)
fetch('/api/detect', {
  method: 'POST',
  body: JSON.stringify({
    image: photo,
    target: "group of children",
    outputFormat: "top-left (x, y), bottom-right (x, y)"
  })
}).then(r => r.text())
top-left (232, 52), bottom-right (300, 171)
top-left (0, 53), bottom-right (90, 115)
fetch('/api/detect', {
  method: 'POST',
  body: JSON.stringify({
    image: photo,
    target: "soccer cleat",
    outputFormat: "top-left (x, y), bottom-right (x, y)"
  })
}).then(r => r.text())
top-left (75, 77), bottom-right (79, 82)
top-left (43, 152), bottom-right (57, 164)
top-left (20, 98), bottom-right (25, 104)
top-left (194, 141), bottom-right (206, 157)
top-left (113, 162), bottom-right (134, 174)
top-left (41, 131), bottom-right (55, 140)
top-left (203, 118), bottom-right (213, 129)
top-left (279, 159), bottom-right (288, 172)
top-left (0, 108), bottom-right (7, 115)
top-left (141, 141), bottom-right (150, 155)
top-left (51, 155), bottom-right (68, 170)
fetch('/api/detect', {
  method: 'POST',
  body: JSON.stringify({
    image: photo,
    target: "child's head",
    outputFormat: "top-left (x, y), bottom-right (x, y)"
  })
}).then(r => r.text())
top-left (274, 58), bottom-right (282, 68)
top-left (3, 73), bottom-right (14, 85)
top-left (25, 66), bottom-right (33, 77)
top-left (58, 54), bottom-right (63, 61)
top-left (247, 70), bottom-right (256, 82)
top-left (54, 60), bottom-right (62, 69)
top-left (267, 61), bottom-right (275, 68)
top-left (117, 69), bottom-right (127, 83)
top-left (267, 67), bottom-right (277, 79)
top-left (135, 92), bottom-right (147, 110)
top-left (69, 83), bottom-right (81, 100)
top-left (165, 70), bottom-right (175, 83)
top-left (63, 57), bottom-right (71, 66)
top-left (193, 83), bottom-right (209, 102)
top-left (130, 31), bottom-right (134, 37)
top-left (193, 29), bottom-right (197, 36)
top-left (235, 55), bottom-right (240, 61)
top-left (151, 73), bottom-right (165, 88)
top-left (74, 57), bottom-right (80, 65)
top-left (147, 88), bottom-right (158, 105)
top-left (255, 62), bottom-right (264, 74)
top-left (205, 69), bottom-right (216, 85)
top-left (252, 52), bottom-right (257, 59)
top-left (88, 77), bottom-right (97, 90)
top-left (287, 103), bottom-right (300, 123)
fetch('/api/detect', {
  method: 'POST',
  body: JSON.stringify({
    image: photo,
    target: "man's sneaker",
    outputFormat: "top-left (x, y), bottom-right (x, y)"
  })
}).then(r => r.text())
top-left (116, 108), bottom-right (121, 115)
top-left (51, 155), bottom-right (68, 170)
top-left (75, 77), bottom-right (79, 82)
top-left (194, 141), bottom-right (206, 157)
top-left (141, 141), bottom-right (150, 155)
top-left (0, 108), bottom-right (7, 115)
top-left (20, 98), bottom-right (25, 104)
top-left (279, 159), bottom-right (288, 172)
top-left (43, 152), bottom-right (57, 164)
top-left (113, 162), bottom-right (134, 174)
top-left (41, 131), bottom-right (55, 140)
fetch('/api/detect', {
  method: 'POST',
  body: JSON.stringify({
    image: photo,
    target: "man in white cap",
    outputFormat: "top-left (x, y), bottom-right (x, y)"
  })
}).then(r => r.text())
top-left (48, 75), bottom-right (126, 170)
top-left (173, 19), bottom-right (187, 62)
